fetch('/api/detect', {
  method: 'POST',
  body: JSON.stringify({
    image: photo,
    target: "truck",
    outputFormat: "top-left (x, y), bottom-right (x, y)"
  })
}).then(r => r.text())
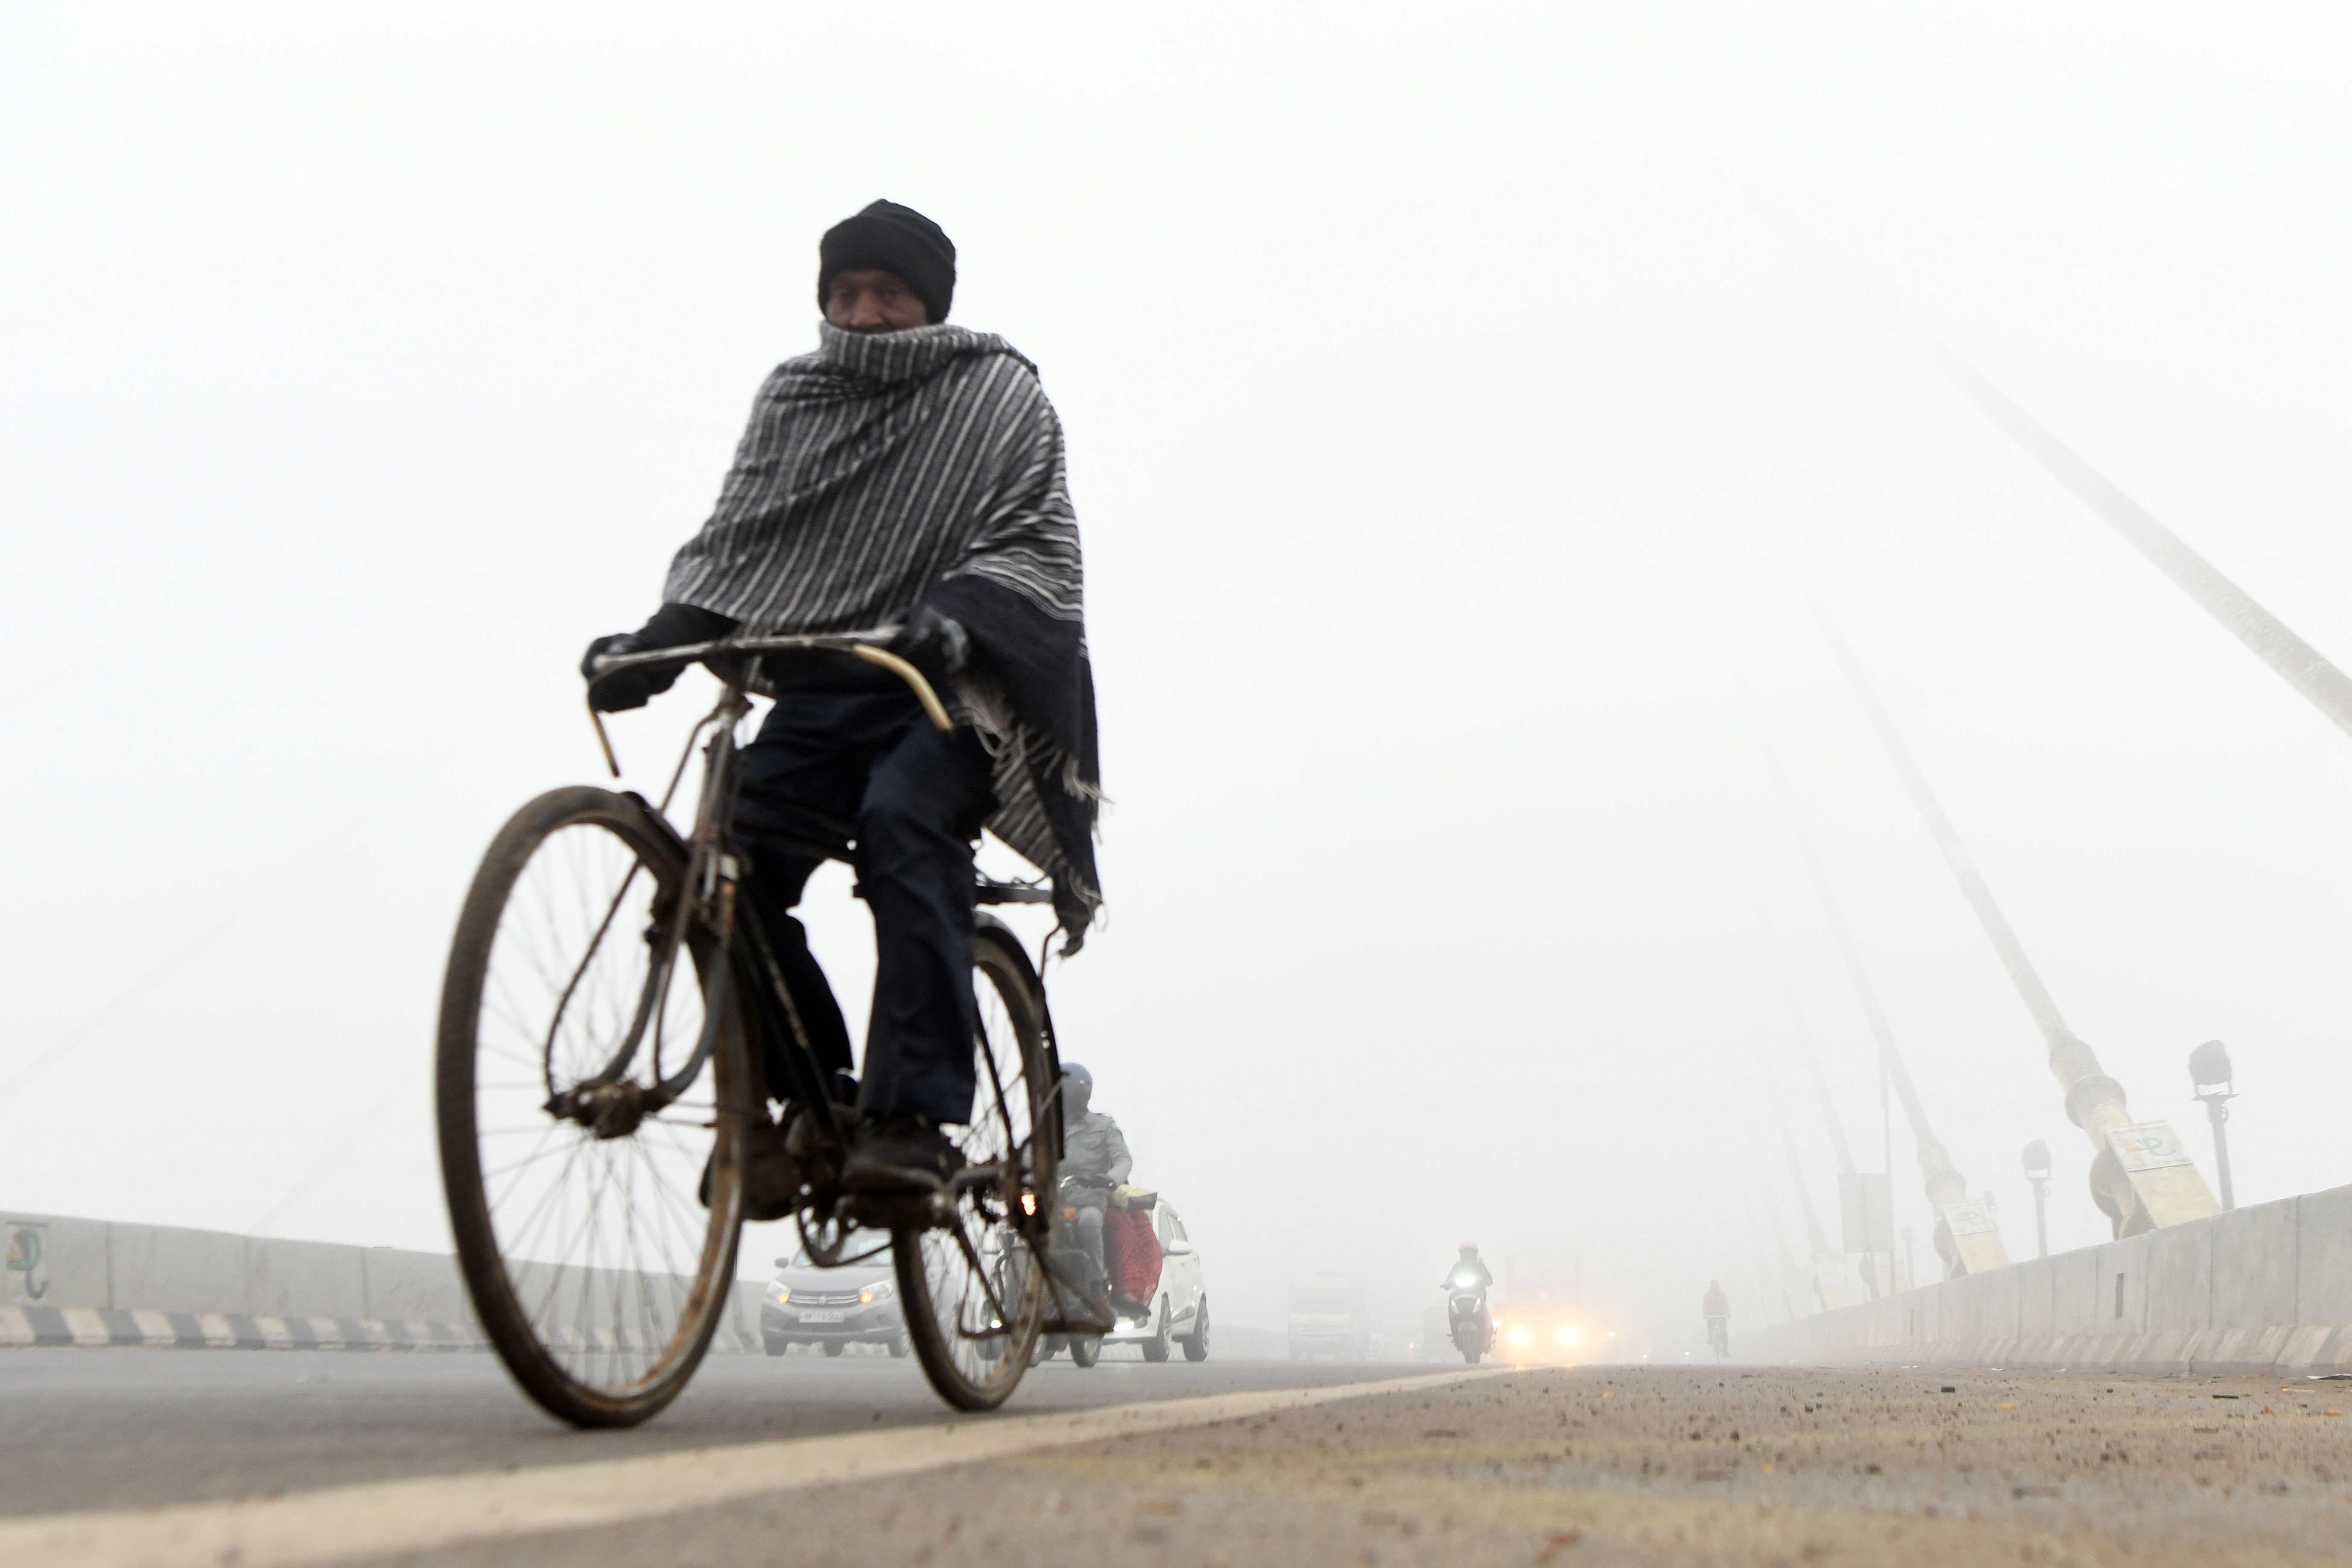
top-left (1287, 1274), bottom-right (1370, 1361)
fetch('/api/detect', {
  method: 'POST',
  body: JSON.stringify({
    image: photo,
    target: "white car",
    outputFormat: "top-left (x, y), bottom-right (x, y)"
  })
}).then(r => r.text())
top-left (761, 1240), bottom-right (908, 1357)
top-left (1060, 1197), bottom-right (1209, 1363)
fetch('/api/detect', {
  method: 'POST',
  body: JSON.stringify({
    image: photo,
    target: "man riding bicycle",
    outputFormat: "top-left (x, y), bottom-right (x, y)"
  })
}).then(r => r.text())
top-left (582, 200), bottom-right (1102, 1199)
top-left (1703, 1280), bottom-right (1730, 1360)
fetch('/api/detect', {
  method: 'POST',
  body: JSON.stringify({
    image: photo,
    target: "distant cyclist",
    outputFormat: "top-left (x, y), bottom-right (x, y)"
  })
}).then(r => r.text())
top-left (1703, 1280), bottom-right (1730, 1360)
top-left (582, 200), bottom-right (1103, 1197)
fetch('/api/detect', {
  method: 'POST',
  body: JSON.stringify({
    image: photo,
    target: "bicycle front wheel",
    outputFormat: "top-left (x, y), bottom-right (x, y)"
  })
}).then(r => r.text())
top-left (894, 921), bottom-right (1057, 1410)
top-left (437, 786), bottom-right (750, 1427)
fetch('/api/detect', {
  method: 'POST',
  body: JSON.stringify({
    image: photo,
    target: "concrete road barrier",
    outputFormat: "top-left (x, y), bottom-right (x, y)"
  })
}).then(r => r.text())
top-left (1742, 1180), bottom-right (2352, 1373)
top-left (1, 1209), bottom-right (766, 1353)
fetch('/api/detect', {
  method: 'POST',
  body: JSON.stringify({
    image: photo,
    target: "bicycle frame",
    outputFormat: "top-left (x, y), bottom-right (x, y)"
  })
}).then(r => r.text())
top-left (566, 631), bottom-right (1059, 1247)
top-left (552, 633), bottom-right (937, 1129)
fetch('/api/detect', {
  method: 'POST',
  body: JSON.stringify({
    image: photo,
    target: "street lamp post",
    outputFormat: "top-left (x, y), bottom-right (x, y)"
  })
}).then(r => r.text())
top-left (2022, 1140), bottom-right (2052, 1259)
top-left (2190, 1040), bottom-right (2237, 1212)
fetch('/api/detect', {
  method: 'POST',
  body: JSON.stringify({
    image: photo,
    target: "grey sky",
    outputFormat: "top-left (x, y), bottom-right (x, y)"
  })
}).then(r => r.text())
top-left (5, 3), bottom-right (2350, 1349)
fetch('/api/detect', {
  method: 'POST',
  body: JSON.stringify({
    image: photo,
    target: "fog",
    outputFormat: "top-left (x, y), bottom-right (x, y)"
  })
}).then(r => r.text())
top-left (6, 4), bottom-right (2352, 1356)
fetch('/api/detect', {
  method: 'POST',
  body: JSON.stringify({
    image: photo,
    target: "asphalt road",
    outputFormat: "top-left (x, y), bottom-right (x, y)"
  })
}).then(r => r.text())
top-left (13, 1355), bottom-right (2351, 1565)
top-left (0, 1344), bottom-right (1416, 1518)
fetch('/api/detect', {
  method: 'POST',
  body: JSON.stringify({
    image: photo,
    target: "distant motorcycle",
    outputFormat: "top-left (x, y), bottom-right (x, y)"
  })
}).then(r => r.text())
top-left (1043, 1175), bottom-right (1115, 1368)
top-left (1444, 1271), bottom-right (1494, 1365)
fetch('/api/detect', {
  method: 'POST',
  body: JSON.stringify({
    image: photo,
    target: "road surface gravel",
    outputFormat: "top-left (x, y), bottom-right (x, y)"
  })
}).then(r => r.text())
top-left (353, 1364), bottom-right (2352, 1567)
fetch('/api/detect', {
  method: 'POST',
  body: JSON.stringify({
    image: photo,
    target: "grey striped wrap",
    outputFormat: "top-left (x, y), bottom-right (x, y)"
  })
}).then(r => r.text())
top-left (664, 322), bottom-right (1101, 943)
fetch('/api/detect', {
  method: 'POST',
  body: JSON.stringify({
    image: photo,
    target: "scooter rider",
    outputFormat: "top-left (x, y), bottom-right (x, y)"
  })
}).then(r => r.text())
top-left (1444, 1243), bottom-right (1494, 1292)
top-left (1058, 1064), bottom-right (1131, 1296)
top-left (1441, 1242), bottom-right (1494, 1358)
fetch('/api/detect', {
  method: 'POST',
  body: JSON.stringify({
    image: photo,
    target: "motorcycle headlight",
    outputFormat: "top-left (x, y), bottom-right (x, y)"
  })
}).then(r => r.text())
top-left (858, 1281), bottom-right (896, 1305)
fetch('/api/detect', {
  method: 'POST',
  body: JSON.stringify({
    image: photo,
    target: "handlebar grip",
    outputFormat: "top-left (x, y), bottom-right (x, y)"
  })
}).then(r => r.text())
top-left (849, 645), bottom-right (955, 733)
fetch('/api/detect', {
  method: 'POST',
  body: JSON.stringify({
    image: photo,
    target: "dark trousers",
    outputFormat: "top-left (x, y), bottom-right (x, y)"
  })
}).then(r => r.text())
top-left (732, 688), bottom-right (995, 1125)
top-left (1072, 1205), bottom-right (1107, 1282)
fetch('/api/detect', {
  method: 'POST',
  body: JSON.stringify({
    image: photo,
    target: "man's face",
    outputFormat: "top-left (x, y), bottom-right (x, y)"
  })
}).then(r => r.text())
top-left (824, 268), bottom-right (930, 333)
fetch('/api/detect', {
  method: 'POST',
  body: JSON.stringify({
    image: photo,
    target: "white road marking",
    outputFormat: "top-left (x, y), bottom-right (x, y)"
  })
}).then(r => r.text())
top-left (3, 1368), bottom-right (1513, 1568)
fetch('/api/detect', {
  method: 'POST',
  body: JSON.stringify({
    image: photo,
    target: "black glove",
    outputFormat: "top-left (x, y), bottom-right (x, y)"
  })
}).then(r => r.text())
top-left (580, 632), bottom-right (679, 712)
top-left (885, 604), bottom-right (969, 691)
top-left (580, 603), bottom-right (741, 712)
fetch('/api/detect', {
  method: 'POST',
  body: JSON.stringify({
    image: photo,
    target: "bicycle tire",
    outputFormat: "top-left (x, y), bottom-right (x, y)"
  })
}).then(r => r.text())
top-left (893, 920), bottom-right (1057, 1410)
top-left (437, 786), bottom-right (750, 1427)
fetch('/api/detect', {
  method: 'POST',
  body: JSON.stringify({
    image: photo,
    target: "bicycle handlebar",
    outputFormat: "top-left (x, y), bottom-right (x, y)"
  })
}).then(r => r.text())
top-left (584, 630), bottom-right (953, 733)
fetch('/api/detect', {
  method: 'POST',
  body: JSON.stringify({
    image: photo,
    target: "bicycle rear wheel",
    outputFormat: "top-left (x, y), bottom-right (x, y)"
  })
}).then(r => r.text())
top-left (893, 921), bottom-right (1057, 1410)
top-left (437, 786), bottom-right (750, 1427)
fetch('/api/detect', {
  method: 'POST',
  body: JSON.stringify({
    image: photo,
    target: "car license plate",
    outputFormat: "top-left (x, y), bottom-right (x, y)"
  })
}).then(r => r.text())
top-left (797, 1309), bottom-right (847, 1323)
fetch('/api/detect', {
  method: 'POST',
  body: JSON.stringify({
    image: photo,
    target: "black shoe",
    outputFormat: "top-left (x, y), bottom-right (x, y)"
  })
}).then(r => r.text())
top-left (840, 1115), bottom-right (961, 1194)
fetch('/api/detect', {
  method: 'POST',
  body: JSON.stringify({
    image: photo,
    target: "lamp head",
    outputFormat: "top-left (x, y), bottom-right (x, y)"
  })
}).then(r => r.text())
top-left (2022, 1139), bottom-right (2052, 1181)
top-left (2190, 1039), bottom-right (2234, 1096)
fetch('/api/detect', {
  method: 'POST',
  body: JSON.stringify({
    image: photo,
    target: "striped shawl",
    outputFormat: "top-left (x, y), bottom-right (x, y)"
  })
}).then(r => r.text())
top-left (664, 322), bottom-right (1101, 943)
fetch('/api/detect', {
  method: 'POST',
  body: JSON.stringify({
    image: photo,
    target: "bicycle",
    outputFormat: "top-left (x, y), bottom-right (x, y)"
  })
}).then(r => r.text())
top-left (435, 630), bottom-right (1096, 1426)
top-left (1706, 1315), bottom-right (1729, 1361)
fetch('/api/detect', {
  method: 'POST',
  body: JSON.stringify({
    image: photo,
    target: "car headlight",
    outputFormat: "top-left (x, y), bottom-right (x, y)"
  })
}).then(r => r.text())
top-left (1560, 1327), bottom-right (1578, 1345)
top-left (768, 1284), bottom-right (790, 1303)
top-left (858, 1282), bottom-right (896, 1305)
top-left (1509, 1327), bottom-right (1530, 1346)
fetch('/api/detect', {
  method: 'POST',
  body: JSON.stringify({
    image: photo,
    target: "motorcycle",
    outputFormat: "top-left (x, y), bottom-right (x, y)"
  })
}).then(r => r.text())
top-left (1041, 1175), bottom-right (1116, 1367)
top-left (1444, 1272), bottom-right (1494, 1365)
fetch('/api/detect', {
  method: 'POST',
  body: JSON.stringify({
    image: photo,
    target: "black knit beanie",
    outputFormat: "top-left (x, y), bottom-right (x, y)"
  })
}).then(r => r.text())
top-left (817, 200), bottom-right (957, 324)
